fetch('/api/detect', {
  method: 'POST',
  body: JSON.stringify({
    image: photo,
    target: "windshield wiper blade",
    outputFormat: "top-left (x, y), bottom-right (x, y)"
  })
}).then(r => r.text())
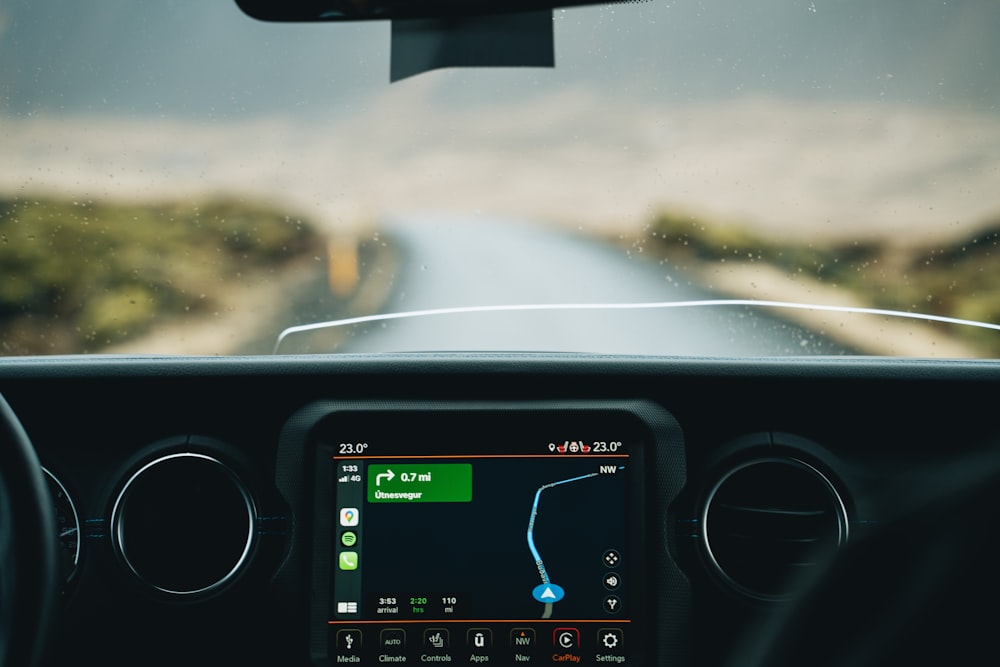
top-left (273, 299), bottom-right (1000, 355)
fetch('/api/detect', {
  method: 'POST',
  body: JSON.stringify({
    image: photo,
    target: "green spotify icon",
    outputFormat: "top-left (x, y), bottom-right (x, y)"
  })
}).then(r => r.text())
top-left (341, 531), bottom-right (358, 547)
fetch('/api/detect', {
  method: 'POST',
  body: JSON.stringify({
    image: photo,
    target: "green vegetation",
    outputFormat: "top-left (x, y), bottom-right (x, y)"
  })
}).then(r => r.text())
top-left (641, 211), bottom-right (1000, 356)
top-left (1, 197), bottom-right (323, 354)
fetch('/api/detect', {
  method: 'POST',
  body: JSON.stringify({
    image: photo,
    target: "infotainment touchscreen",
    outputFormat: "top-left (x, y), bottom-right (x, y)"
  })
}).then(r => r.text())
top-left (323, 409), bottom-right (645, 666)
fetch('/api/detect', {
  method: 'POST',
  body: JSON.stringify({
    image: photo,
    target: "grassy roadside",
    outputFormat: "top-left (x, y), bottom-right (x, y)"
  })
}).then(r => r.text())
top-left (0, 196), bottom-right (325, 355)
top-left (624, 211), bottom-right (1000, 356)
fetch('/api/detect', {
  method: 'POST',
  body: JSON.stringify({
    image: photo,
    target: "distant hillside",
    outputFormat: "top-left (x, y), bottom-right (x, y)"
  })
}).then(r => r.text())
top-left (637, 211), bottom-right (1000, 356)
top-left (0, 197), bottom-right (324, 354)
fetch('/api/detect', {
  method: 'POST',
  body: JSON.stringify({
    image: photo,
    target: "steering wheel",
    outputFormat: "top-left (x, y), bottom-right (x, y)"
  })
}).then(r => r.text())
top-left (0, 393), bottom-right (58, 667)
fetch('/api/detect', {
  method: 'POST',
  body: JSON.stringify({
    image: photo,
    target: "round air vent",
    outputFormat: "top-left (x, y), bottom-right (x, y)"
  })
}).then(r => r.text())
top-left (111, 452), bottom-right (256, 598)
top-left (702, 457), bottom-right (848, 600)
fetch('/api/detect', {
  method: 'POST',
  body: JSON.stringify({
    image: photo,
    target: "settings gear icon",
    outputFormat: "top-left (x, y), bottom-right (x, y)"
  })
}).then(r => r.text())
top-left (601, 632), bottom-right (620, 649)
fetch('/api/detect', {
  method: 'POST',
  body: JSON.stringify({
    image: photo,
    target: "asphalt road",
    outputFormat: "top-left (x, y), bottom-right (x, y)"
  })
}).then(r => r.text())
top-left (332, 215), bottom-right (848, 356)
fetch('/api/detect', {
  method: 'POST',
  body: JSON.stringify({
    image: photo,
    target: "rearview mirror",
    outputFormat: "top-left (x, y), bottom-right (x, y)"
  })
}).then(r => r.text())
top-left (235, 0), bottom-right (616, 21)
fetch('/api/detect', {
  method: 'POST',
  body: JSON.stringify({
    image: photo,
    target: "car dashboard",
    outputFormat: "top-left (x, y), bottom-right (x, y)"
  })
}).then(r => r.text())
top-left (1, 352), bottom-right (998, 667)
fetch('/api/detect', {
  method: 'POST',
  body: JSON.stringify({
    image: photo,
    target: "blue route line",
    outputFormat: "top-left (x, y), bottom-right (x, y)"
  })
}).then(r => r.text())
top-left (526, 471), bottom-right (603, 585)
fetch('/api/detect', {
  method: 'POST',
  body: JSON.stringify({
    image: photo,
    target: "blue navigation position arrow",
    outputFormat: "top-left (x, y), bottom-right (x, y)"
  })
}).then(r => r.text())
top-left (532, 583), bottom-right (565, 603)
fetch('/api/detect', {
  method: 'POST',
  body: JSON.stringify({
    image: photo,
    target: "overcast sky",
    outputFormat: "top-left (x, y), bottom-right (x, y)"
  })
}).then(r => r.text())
top-left (2, 1), bottom-right (999, 241)
top-left (2, 0), bottom-right (998, 118)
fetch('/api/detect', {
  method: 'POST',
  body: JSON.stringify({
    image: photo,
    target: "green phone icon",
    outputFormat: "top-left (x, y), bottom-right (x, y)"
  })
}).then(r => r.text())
top-left (339, 551), bottom-right (359, 571)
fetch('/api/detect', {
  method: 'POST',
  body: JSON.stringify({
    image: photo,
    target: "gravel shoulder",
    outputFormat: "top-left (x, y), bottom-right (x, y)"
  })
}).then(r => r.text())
top-left (105, 237), bottom-right (400, 356)
top-left (700, 262), bottom-right (981, 358)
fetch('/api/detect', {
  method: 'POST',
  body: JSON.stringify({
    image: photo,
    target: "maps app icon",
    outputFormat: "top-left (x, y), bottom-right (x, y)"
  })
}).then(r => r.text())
top-left (340, 507), bottom-right (359, 526)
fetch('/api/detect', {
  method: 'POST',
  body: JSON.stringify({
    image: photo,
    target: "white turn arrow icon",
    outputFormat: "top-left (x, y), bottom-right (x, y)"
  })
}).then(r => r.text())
top-left (376, 469), bottom-right (395, 486)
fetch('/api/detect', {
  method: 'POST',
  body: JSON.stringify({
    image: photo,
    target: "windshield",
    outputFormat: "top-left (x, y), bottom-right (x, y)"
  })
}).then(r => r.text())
top-left (2, 1), bottom-right (998, 357)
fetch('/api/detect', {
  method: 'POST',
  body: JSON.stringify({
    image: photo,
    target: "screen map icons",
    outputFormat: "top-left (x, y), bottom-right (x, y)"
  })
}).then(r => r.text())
top-left (340, 507), bottom-right (359, 526)
top-left (601, 549), bottom-right (623, 615)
